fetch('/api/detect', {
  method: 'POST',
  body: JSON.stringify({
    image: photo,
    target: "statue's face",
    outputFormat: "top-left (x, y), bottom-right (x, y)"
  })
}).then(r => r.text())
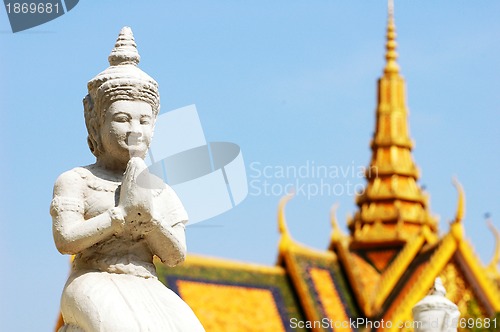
top-left (100, 100), bottom-right (154, 163)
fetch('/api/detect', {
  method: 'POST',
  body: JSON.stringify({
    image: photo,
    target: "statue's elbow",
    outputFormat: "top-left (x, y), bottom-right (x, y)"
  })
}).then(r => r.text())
top-left (54, 240), bottom-right (72, 255)
top-left (53, 229), bottom-right (77, 255)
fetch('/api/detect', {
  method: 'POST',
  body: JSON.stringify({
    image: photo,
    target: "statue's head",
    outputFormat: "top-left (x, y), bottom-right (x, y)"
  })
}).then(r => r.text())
top-left (84, 27), bottom-right (160, 160)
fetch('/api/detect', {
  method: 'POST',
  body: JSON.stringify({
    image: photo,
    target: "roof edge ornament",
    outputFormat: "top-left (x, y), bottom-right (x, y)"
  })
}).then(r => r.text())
top-left (452, 177), bottom-right (465, 224)
top-left (278, 191), bottom-right (295, 244)
top-left (329, 202), bottom-right (343, 244)
top-left (486, 219), bottom-right (500, 274)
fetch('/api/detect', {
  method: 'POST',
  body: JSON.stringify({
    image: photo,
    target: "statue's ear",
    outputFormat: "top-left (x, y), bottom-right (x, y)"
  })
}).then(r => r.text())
top-left (87, 135), bottom-right (97, 155)
top-left (86, 118), bottom-right (102, 157)
top-left (83, 94), bottom-right (102, 157)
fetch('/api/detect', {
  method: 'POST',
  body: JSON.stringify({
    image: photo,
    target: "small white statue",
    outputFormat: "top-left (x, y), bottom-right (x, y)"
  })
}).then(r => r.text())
top-left (51, 27), bottom-right (205, 332)
top-left (412, 277), bottom-right (460, 332)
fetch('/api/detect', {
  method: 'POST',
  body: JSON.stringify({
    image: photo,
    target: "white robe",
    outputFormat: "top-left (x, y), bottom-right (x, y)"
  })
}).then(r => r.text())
top-left (52, 167), bottom-right (205, 332)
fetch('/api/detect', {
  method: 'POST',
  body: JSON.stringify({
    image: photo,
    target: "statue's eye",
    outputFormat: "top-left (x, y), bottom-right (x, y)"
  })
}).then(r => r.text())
top-left (113, 115), bottom-right (129, 122)
top-left (140, 116), bottom-right (151, 125)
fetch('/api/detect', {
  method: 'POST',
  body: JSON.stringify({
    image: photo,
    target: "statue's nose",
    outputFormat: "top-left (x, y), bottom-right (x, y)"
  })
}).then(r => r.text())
top-left (128, 120), bottom-right (143, 136)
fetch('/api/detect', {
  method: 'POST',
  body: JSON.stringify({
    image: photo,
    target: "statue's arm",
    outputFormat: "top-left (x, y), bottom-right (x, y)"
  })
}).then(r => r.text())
top-left (145, 187), bottom-right (188, 267)
top-left (146, 220), bottom-right (187, 267)
top-left (51, 170), bottom-right (124, 255)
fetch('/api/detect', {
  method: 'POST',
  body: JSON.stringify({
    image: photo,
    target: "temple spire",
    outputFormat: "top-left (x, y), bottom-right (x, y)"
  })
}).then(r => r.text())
top-left (347, 1), bottom-right (437, 244)
top-left (384, 0), bottom-right (400, 75)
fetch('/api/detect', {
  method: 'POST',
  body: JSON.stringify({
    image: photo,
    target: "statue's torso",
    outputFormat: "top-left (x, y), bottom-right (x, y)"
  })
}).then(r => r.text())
top-left (72, 166), bottom-right (158, 278)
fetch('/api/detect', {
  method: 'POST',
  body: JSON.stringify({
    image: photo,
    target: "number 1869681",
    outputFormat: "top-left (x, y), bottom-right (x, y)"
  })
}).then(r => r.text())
top-left (5, 2), bottom-right (60, 14)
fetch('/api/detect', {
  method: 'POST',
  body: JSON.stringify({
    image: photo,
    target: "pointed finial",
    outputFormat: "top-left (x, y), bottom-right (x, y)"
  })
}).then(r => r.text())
top-left (430, 277), bottom-right (447, 297)
top-left (108, 26), bottom-right (141, 66)
top-left (452, 177), bottom-right (465, 224)
top-left (278, 191), bottom-right (295, 238)
top-left (277, 191), bottom-right (295, 262)
top-left (330, 202), bottom-right (343, 241)
top-left (486, 218), bottom-right (500, 272)
top-left (384, 0), bottom-right (400, 75)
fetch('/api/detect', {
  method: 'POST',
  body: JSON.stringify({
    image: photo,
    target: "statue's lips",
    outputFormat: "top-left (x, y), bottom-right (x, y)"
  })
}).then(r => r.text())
top-left (127, 137), bottom-right (145, 146)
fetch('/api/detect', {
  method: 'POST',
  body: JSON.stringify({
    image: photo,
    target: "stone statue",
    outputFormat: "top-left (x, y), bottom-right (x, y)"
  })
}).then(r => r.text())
top-left (412, 278), bottom-right (460, 332)
top-left (51, 27), bottom-right (205, 332)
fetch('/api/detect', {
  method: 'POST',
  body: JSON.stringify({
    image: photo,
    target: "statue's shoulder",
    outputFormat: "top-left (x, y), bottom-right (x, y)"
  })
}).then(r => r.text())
top-left (53, 167), bottom-right (90, 197)
top-left (55, 167), bottom-right (89, 185)
top-left (57, 166), bottom-right (92, 181)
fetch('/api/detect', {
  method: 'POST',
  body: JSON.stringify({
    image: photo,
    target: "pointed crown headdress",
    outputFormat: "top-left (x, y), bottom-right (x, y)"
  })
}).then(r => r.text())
top-left (83, 27), bottom-right (160, 157)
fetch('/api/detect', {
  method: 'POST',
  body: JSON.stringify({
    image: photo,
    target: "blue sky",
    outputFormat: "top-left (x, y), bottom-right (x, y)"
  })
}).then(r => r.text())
top-left (1, 1), bottom-right (499, 330)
